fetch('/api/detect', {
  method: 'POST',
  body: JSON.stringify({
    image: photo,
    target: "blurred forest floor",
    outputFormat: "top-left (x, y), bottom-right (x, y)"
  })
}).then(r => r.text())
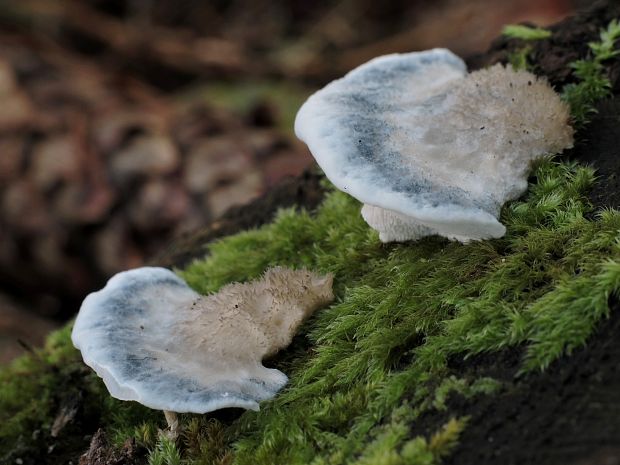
top-left (0, 0), bottom-right (587, 362)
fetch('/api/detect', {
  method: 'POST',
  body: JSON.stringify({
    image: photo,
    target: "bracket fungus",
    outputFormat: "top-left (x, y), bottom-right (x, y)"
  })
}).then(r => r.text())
top-left (72, 266), bottom-right (334, 436)
top-left (295, 48), bottom-right (574, 242)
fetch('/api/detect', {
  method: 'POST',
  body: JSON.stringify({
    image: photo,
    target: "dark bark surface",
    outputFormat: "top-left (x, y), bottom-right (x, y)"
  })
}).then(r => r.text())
top-left (441, 298), bottom-right (620, 465)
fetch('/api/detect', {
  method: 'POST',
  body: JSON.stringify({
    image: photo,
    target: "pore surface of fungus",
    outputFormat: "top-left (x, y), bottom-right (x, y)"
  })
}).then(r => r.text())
top-left (295, 48), bottom-right (574, 242)
top-left (72, 266), bottom-right (334, 417)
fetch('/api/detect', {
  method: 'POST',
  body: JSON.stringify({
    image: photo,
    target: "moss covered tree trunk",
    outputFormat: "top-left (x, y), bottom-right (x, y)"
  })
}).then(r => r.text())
top-left (3, 1), bottom-right (620, 465)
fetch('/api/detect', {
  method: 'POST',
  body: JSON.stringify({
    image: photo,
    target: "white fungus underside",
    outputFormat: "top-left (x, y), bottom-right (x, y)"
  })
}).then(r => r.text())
top-left (360, 203), bottom-right (492, 243)
top-left (71, 267), bottom-right (288, 413)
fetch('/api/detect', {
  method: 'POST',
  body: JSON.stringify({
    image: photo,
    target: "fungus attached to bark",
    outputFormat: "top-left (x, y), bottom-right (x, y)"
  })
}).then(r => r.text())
top-left (71, 266), bottom-right (334, 436)
top-left (295, 49), bottom-right (574, 242)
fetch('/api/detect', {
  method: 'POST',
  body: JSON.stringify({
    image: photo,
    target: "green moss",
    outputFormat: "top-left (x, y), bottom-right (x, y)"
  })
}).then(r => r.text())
top-left (502, 24), bottom-right (550, 71)
top-left (149, 437), bottom-right (182, 465)
top-left (0, 325), bottom-right (161, 463)
top-left (507, 45), bottom-right (532, 71)
top-left (502, 25), bottom-right (551, 41)
top-left (3, 158), bottom-right (620, 464)
top-left (0, 326), bottom-right (82, 454)
top-left (431, 377), bottom-right (502, 411)
top-left (561, 19), bottom-right (620, 126)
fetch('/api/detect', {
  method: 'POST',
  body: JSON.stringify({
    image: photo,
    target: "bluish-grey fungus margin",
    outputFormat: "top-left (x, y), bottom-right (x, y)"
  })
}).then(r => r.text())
top-left (295, 48), bottom-right (574, 242)
top-left (72, 266), bottom-right (334, 437)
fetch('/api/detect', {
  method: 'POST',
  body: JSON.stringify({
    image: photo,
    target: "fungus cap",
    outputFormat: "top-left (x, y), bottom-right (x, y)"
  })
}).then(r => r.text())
top-left (295, 49), bottom-right (573, 242)
top-left (72, 266), bottom-right (334, 414)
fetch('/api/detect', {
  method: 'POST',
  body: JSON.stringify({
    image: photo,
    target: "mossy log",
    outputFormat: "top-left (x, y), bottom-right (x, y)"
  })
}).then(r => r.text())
top-left (3, 1), bottom-right (620, 464)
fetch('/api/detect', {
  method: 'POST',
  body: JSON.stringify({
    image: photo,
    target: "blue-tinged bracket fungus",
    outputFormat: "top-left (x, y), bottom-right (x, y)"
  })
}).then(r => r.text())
top-left (295, 49), bottom-right (574, 242)
top-left (72, 266), bottom-right (334, 437)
